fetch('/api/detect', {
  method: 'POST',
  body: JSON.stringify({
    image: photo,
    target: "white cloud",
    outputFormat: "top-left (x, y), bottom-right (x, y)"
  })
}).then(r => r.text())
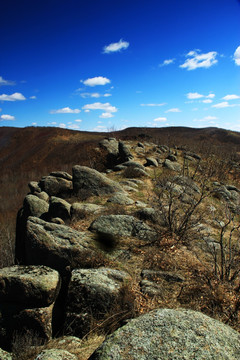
top-left (206, 93), bottom-right (215, 98)
top-left (100, 112), bottom-right (114, 118)
top-left (0, 76), bottom-right (15, 86)
top-left (202, 99), bottom-right (213, 104)
top-left (0, 114), bottom-right (15, 121)
top-left (212, 101), bottom-right (230, 108)
top-left (68, 124), bottom-right (81, 130)
top-left (84, 109), bottom-right (90, 113)
top-left (0, 92), bottom-right (26, 101)
top-left (50, 107), bottom-right (81, 114)
top-left (187, 92), bottom-right (204, 99)
top-left (233, 46), bottom-right (240, 66)
top-left (32, 122), bottom-right (37, 126)
top-left (165, 108), bottom-right (181, 113)
top-left (59, 123), bottom-right (67, 128)
top-left (140, 103), bottom-right (166, 107)
top-left (30, 96), bottom-right (37, 99)
top-left (193, 116), bottom-right (218, 123)
top-left (180, 50), bottom-right (218, 70)
top-left (222, 94), bottom-right (240, 100)
top-left (159, 58), bottom-right (175, 67)
top-left (91, 125), bottom-right (108, 132)
top-left (82, 76), bottom-right (110, 87)
top-left (153, 117), bottom-right (167, 122)
top-left (75, 119), bottom-right (82, 122)
top-left (80, 92), bottom-right (112, 98)
top-left (82, 102), bottom-right (117, 113)
top-left (103, 39), bottom-right (129, 54)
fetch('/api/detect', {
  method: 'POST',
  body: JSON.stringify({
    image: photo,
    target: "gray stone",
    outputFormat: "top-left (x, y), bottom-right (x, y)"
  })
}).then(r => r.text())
top-left (0, 348), bottom-right (12, 360)
top-left (90, 309), bottom-right (240, 360)
top-left (113, 165), bottom-right (126, 172)
top-left (99, 138), bottom-right (119, 156)
top-left (65, 268), bottom-right (131, 337)
top-left (137, 207), bottom-right (158, 222)
top-left (23, 194), bottom-right (49, 218)
top-left (28, 181), bottom-right (41, 193)
top-left (107, 193), bottom-right (134, 205)
top-left (167, 154), bottom-right (177, 162)
top-left (25, 217), bottom-right (96, 273)
top-left (121, 161), bottom-right (145, 169)
top-left (137, 142), bottom-right (144, 148)
top-left (124, 167), bottom-right (149, 178)
top-left (35, 349), bottom-right (77, 360)
top-left (48, 197), bottom-right (71, 221)
top-left (34, 191), bottom-right (49, 202)
top-left (89, 215), bottom-right (156, 240)
top-left (71, 203), bottom-right (103, 219)
top-left (72, 166), bottom-right (124, 198)
top-left (49, 171), bottom-right (72, 181)
top-left (144, 157), bottom-right (158, 167)
top-left (118, 141), bottom-right (133, 162)
top-left (0, 265), bottom-right (60, 307)
top-left (39, 176), bottom-right (72, 197)
top-left (163, 159), bottom-right (181, 172)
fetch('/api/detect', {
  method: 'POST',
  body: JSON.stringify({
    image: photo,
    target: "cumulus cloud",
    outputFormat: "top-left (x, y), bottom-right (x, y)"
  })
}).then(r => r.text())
top-left (165, 108), bottom-right (181, 113)
top-left (80, 92), bottom-right (112, 98)
top-left (75, 119), bottom-right (82, 122)
top-left (186, 92), bottom-right (215, 102)
top-left (140, 103), bottom-right (166, 107)
top-left (30, 96), bottom-right (37, 99)
top-left (0, 92), bottom-right (26, 101)
top-left (234, 46), bottom-right (240, 66)
top-left (193, 115), bottom-right (218, 123)
top-left (82, 76), bottom-right (111, 87)
top-left (50, 107), bottom-right (81, 114)
top-left (103, 39), bottom-right (129, 54)
top-left (0, 76), bottom-right (15, 86)
top-left (212, 101), bottom-right (230, 108)
top-left (100, 112), bottom-right (114, 118)
top-left (153, 117), bottom-right (167, 122)
top-left (222, 94), bottom-right (240, 100)
top-left (187, 92), bottom-right (204, 99)
top-left (82, 102), bottom-right (117, 113)
top-left (0, 114), bottom-right (15, 121)
top-left (180, 50), bottom-right (218, 70)
top-left (159, 59), bottom-right (175, 67)
top-left (202, 99), bottom-right (213, 104)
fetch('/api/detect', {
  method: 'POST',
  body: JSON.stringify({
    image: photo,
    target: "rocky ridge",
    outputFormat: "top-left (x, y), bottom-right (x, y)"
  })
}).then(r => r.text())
top-left (1, 137), bottom-right (240, 359)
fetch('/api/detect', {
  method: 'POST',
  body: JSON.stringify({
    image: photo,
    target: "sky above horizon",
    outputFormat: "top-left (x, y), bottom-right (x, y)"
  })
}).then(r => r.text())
top-left (1, 0), bottom-right (240, 132)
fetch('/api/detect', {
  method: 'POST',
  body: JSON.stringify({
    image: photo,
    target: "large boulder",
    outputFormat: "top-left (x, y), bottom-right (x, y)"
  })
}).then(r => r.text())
top-left (0, 265), bottom-right (60, 307)
top-left (35, 349), bottom-right (77, 360)
top-left (24, 217), bottom-right (97, 273)
top-left (99, 138), bottom-right (119, 168)
top-left (90, 308), bottom-right (240, 360)
top-left (89, 215), bottom-right (156, 240)
top-left (118, 141), bottom-right (134, 162)
top-left (72, 166), bottom-right (124, 198)
top-left (23, 194), bottom-right (49, 218)
top-left (48, 197), bottom-right (71, 221)
top-left (65, 268), bottom-right (131, 337)
top-left (70, 203), bottom-right (103, 219)
top-left (39, 175), bottom-right (72, 197)
top-left (163, 159), bottom-right (181, 172)
top-left (0, 265), bottom-right (60, 351)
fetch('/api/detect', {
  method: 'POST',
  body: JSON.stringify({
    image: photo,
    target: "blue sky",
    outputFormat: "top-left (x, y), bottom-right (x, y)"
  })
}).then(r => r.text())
top-left (0, 0), bottom-right (240, 132)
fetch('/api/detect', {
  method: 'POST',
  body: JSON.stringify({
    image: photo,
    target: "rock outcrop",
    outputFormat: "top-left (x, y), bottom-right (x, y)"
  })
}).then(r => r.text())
top-left (90, 309), bottom-right (240, 359)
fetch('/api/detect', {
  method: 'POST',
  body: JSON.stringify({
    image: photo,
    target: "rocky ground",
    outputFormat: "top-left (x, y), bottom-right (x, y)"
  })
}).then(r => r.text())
top-left (0, 137), bottom-right (240, 359)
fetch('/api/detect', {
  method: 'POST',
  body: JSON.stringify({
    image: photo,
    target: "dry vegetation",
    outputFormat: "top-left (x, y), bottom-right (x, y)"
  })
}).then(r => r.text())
top-left (1, 125), bottom-right (240, 358)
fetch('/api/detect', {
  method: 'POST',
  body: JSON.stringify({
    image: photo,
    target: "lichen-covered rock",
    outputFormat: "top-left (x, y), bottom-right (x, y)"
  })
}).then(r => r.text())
top-left (25, 217), bottom-right (96, 273)
top-left (90, 309), bottom-right (240, 360)
top-left (72, 166), bottom-right (124, 198)
top-left (118, 141), bottom-right (133, 162)
top-left (35, 349), bottom-right (77, 360)
top-left (70, 203), bottom-right (103, 219)
top-left (0, 348), bottom-right (12, 360)
top-left (89, 215), bottom-right (156, 240)
top-left (107, 192), bottom-right (134, 205)
top-left (144, 157), bottom-right (158, 167)
top-left (65, 268), bottom-right (131, 337)
top-left (39, 175), bottom-right (72, 197)
top-left (23, 194), bottom-right (49, 218)
top-left (48, 197), bottom-right (71, 221)
top-left (49, 171), bottom-right (72, 180)
top-left (28, 181), bottom-right (41, 193)
top-left (163, 159), bottom-right (181, 172)
top-left (0, 265), bottom-right (60, 307)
